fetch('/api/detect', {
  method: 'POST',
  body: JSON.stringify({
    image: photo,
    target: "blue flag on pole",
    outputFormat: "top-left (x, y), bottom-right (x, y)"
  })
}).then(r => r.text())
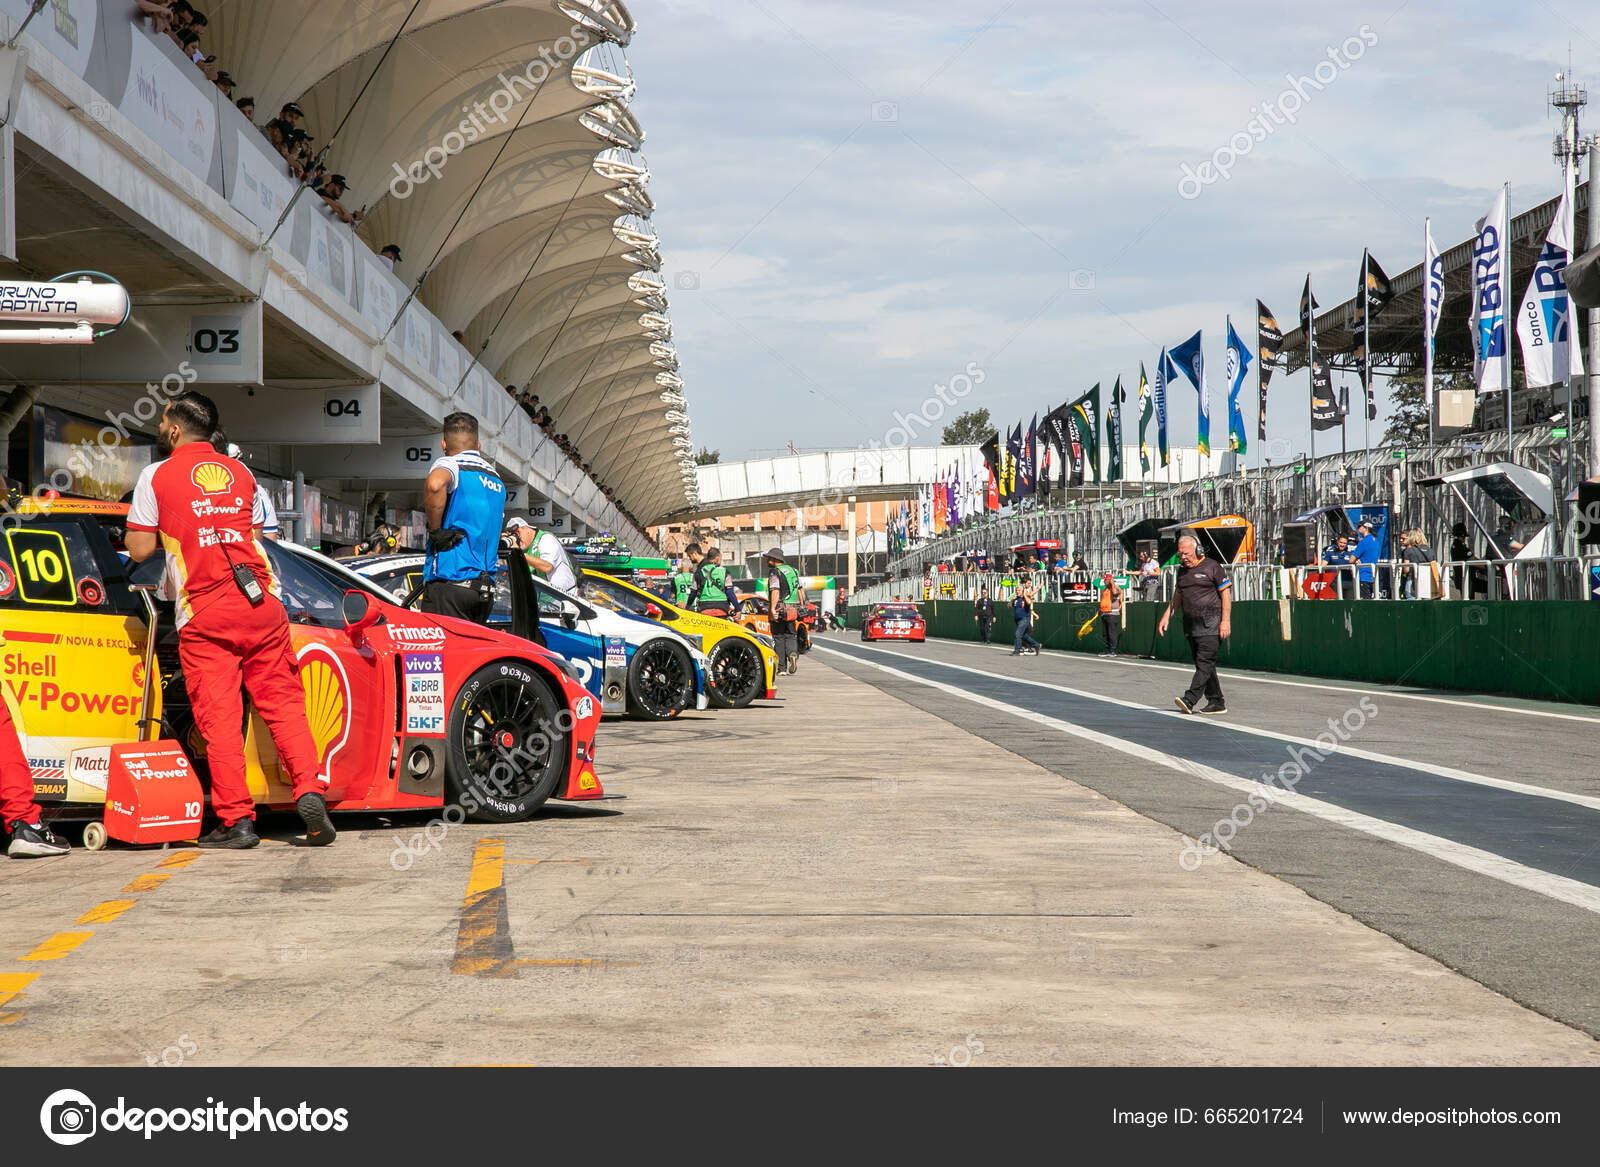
top-left (1154, 348), bottom-right (1174, 466)
top-left (1225, 317), bottom-right (1251, 455)
top-left (1169, 330), bottom-right (1209, 457)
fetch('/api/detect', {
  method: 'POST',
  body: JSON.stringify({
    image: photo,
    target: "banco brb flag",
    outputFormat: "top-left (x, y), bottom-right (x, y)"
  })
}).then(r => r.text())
top-left (1516, 191), bottom-right (1585, 388)
top-left (1471, 185), bottom-right (1511, 396)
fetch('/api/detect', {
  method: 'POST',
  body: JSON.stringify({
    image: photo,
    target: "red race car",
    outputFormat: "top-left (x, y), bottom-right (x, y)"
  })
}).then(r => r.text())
top-left (860, 603), bottom-right (926, 642)
top-left (2, 500), bottom-right (604, 845)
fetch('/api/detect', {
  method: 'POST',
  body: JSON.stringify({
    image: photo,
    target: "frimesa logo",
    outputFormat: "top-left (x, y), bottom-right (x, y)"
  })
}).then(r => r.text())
top-left (40, 1088), bottom-right (97, 1145)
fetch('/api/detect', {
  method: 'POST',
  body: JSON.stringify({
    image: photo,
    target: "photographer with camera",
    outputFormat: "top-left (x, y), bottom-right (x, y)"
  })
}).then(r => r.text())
top-left (420, 411), bottom-right (505, 623)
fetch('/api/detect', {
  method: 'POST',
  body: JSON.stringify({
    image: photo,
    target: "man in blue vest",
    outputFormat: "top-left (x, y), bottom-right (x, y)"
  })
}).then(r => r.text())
top-left (421, 411), bottom-right (506, 623)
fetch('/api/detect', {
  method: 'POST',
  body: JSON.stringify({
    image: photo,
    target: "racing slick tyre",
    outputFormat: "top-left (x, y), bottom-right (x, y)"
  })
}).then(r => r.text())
top-left (447, 660), bottom-right (569, 822)
top-left (707, 638), bottom-right (764, 709)
top-left (627, 639), bottom-right (694, 721)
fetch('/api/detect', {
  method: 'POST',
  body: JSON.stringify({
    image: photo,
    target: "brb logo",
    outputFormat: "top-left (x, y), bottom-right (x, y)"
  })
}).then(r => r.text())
top-left (40, 1088), bottom-right (96, 1145)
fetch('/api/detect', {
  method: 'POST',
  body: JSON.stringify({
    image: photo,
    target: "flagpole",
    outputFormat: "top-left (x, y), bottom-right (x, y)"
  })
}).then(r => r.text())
top-left (1362, 248), bottom-right (1372, 456)
top-left (1306, 284), bottom-right (1316, 477)
top-left (1503, 181), bottom-right (1514, 456)
top-left (1424, 217), bottom-right (1434, 451)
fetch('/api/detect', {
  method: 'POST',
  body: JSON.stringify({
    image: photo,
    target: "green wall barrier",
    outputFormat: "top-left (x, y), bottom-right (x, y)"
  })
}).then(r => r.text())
top-left (847, 599), bottom-right (1600, 705)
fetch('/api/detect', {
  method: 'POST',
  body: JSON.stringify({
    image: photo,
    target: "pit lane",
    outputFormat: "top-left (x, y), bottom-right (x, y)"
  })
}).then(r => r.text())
top-left (2, 637), bottom-right (1597, 1065)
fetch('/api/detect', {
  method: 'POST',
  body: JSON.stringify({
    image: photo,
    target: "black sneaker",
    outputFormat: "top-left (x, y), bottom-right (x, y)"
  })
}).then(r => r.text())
top-left (297, 792), bottom-right (336, 847)
top-left (1199, 701), bottom-right (1228, 716)
top-left (7, 820), bottom-right (70, 858)
top-left (1029, 646), bottom-right (1040, 655)
top-left (197, 819), bottom-right (260, 849)
top-left (1173, 696), bottom-right (1196, 714)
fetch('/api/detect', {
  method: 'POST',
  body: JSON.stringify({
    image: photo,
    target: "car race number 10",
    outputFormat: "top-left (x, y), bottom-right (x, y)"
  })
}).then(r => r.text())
top-left (403, 654), bottom-right (446, 736)
top-left (5, 529), bottom-right (76, 605)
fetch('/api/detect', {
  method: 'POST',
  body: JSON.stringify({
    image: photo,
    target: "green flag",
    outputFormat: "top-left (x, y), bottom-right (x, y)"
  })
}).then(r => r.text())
top-left (1137, 363), bottom-right (1153, 474)
top-left (1068, 382), bottom-right (1101, 484)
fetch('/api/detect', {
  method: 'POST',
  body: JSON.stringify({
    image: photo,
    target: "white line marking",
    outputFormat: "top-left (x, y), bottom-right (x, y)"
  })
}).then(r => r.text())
top-left (814, 643), bottom-right (1600, 916)
top-left (948, 636), bottom-right (1600, 725)
top-left (825, 640), bottom-right (1600, 813)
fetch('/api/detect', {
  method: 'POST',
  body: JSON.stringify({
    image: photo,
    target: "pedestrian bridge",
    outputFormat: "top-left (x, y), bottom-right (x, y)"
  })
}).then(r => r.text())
top-left (664, 445), bottom-right (982, 521)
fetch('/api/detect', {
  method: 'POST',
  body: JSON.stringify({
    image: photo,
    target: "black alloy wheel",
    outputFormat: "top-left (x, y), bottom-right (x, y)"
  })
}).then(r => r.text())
top-left (447, 660), bottom-right (569, 821)
top-left (627, 639), bottom-right (693, 720)
top-left (707, 637), bottom-right (764, 708)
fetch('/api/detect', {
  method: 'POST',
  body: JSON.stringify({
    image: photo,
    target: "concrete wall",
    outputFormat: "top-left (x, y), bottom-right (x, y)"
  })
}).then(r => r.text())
top-left (848, 598), bottom-right (1600, 705)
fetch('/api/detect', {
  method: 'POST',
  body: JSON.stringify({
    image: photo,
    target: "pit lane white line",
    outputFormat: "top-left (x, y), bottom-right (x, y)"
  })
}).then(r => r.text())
top-left (827, 640), bottom-right (1600, 814)
top-left (958, 640), bottom-right (1600, 726)
top-left (815, 643), bottom-right (1600, 916)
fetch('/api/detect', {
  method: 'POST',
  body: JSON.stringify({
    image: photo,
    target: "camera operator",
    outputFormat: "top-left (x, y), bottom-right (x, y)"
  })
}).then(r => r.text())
top-left (420, 411), bottom-right (506, 623)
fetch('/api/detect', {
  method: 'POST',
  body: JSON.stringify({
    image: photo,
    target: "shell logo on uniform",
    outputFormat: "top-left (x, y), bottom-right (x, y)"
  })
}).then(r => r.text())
top-left (295, 645), bottom-right (351, 780)
top-left (191, 462), bottom-right (235, 494)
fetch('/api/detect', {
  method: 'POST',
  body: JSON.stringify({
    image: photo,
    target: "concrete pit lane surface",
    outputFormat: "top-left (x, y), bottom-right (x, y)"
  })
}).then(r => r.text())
top-left (1, 639), bottom-right (1596, 1065)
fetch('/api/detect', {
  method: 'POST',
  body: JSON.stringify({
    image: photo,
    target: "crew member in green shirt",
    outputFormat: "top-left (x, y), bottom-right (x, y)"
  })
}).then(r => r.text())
top-left (671, 542), bottom-right (701, 607)
top-left (694, 545), bottom-right (732, 617)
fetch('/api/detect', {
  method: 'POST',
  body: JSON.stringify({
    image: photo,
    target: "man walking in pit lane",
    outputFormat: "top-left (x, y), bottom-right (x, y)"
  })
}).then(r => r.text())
top-left (2, 699), bottom-right (69, 857)
top-left (1010, 581), bottom-right (1041, 656)
top-left (420, 411), bottom-right (505, 623)
top-left (974, 587), bottom-right (996, 643)
top-left (1157, 534), bottom-right (1231, 715)
top-left (1096, 572), bottom-right (1123, 657)
top-left (765, 547), bottom-right (804, 675)
top-left (125, 391), bottom-right (336, 848)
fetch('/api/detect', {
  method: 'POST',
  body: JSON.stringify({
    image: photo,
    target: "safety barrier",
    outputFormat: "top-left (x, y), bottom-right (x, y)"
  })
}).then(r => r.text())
top-left (844, 595), bottom-right (1600, 704)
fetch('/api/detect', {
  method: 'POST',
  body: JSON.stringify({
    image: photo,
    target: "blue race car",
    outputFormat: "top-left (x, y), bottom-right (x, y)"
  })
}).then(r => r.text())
top-left (346, 551), bottom-right (710, 720)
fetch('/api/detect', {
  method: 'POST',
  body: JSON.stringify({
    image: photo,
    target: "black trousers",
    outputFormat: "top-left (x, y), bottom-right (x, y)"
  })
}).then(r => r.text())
top-left (1100, 613), bottom-right (1120, 654)
top-left (421, 578), bottom-right (491, 624)
top-left (1182, 629), bottom-right (1223, 706)
top-left (977, 618), bottom-right (993, 643)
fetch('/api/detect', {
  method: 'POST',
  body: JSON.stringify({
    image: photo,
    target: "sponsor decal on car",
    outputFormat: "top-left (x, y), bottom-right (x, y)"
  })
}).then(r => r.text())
top-left (403, 653), bottom-right (446, 736)
top-left (575, 695), bottom-right (594, 720)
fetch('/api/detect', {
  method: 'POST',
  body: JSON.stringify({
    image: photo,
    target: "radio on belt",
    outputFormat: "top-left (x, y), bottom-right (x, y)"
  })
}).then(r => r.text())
top-left (104, 741), bottom-right (205, 845)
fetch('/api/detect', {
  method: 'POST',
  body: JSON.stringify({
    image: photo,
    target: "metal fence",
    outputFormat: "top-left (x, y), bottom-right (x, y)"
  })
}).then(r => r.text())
top-left (852, 553), bottom-right (1600, 608)
top-left (885, 424), bottom-right (1592, 579)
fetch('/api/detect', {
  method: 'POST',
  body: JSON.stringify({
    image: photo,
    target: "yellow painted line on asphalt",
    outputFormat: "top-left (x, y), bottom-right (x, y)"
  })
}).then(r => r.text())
top-left (21, 932), bottom-right (93, 962)
top-left (121, 872), bottom-right (172, 893)
top-left (0, 971), bottom-right (39, 1010)
top-left (453, 842), bottom-right (631, 977)
top-left (156, 850), bottom-right (203, 869)
top-left (76, 899), bottom-right (138, 925)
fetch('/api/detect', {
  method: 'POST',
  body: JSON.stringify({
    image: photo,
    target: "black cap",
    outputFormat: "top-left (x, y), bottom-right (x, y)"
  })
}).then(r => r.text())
top-left (214, 72), bottom-right (234, 86)
top-left (764, 546), bottom-right (787, 563)
top-left (326, 174), bottom-right (347, 188)
top-left (281, 102), bottom-right (305, 117)
top-left (381, 244), bottom-right (403, 261)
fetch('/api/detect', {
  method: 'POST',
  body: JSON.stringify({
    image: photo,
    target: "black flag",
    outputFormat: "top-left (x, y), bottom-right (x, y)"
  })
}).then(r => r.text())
top-left (1311, 361), bottom-right (1341, 430)
top-left (1256, 299), bottom-right (1282, 441)
top-left (1043, 404), bottom-right (1072, 488)
top-left (1352, 250), bottom-right (1393, 421)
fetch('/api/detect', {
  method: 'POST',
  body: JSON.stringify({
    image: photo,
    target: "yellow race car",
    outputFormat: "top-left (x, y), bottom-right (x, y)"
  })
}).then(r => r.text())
top-left (576, 570), bottom-right (776, 708)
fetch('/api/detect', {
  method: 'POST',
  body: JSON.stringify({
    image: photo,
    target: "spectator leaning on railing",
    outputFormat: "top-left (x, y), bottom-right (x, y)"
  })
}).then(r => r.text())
top-left (1399, 528), bottom-right (1441, 600)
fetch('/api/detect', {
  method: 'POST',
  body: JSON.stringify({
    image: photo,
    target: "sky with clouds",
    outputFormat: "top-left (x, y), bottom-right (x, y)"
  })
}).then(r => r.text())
top-left (625, 0), bottom-right (1597, 466)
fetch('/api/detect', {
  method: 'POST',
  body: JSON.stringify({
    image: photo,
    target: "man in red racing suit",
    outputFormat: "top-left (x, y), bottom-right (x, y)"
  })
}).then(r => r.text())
top-left (124, 393), bottom-right (336, 849)
top-left (2, 699), bottom-right (70, 857)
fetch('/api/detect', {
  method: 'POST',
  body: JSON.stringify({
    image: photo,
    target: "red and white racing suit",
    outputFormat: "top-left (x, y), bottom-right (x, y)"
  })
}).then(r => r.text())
top-left (0, 699), bottom-right (40, 831)
top-left (126, 442), bottom-right (327, 826)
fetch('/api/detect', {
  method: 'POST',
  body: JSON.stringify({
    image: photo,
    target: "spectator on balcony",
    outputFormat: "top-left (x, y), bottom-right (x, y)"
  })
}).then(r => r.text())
top-left (177, 30), bottom-right (216, 77)
top-left (279, 102), bottom-right (306, 129)
top-left (379, 244), bottom-right (402, 271)
top-left (213, 71), bottom-right (235, 99)
top-left (137, 1), bottom-right (175, 36)
top-left (317, 174), bottom-right (363, 225)
top-left (235, 95), bottom-right (255, 121)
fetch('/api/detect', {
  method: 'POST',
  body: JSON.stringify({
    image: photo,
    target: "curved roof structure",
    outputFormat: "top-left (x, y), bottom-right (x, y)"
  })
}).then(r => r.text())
top-left (205, 0), bottom-right (697, 521)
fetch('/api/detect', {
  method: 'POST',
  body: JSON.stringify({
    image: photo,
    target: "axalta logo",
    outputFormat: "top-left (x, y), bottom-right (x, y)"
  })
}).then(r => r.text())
top-left (190, 462), bottom-right (235, 495)
top-left (389, 626), bottom-right (447, 643)
top-left (39, 1088), bottom-right (349, 1142)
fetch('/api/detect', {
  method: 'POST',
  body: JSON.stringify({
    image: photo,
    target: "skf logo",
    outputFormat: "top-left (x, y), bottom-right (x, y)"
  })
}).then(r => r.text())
top-left (295, 646), bottom-right (351, 781)
top-left (191, 462), bottom-right (234, 494)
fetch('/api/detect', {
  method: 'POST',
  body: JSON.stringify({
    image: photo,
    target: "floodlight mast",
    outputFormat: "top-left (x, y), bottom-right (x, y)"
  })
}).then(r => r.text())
top-left (1549, 69), bottom-right (1590, 484)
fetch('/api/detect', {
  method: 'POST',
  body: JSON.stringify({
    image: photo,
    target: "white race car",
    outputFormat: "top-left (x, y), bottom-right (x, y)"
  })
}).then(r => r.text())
top-left (345, 551), bottom-right (711, 720)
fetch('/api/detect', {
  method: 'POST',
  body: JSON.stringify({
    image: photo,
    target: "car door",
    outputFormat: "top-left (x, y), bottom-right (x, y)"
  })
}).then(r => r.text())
top-left (529, 579), bottom-right (605, 699)
top-left (0, 514), bottom-right (151, 805)
top-left (255, 542), bottom-right (391, 805)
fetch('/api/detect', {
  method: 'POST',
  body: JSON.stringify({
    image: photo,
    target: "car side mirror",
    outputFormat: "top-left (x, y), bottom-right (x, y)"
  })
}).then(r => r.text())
top-left (560, 600), bottom-right (581, 630)
top-left (342, 589), bottom-right (384, 632)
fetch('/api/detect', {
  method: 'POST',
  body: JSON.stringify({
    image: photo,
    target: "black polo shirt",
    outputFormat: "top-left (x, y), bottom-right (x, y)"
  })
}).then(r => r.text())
top-left (1175, 557), bottom-right (1231, 632)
